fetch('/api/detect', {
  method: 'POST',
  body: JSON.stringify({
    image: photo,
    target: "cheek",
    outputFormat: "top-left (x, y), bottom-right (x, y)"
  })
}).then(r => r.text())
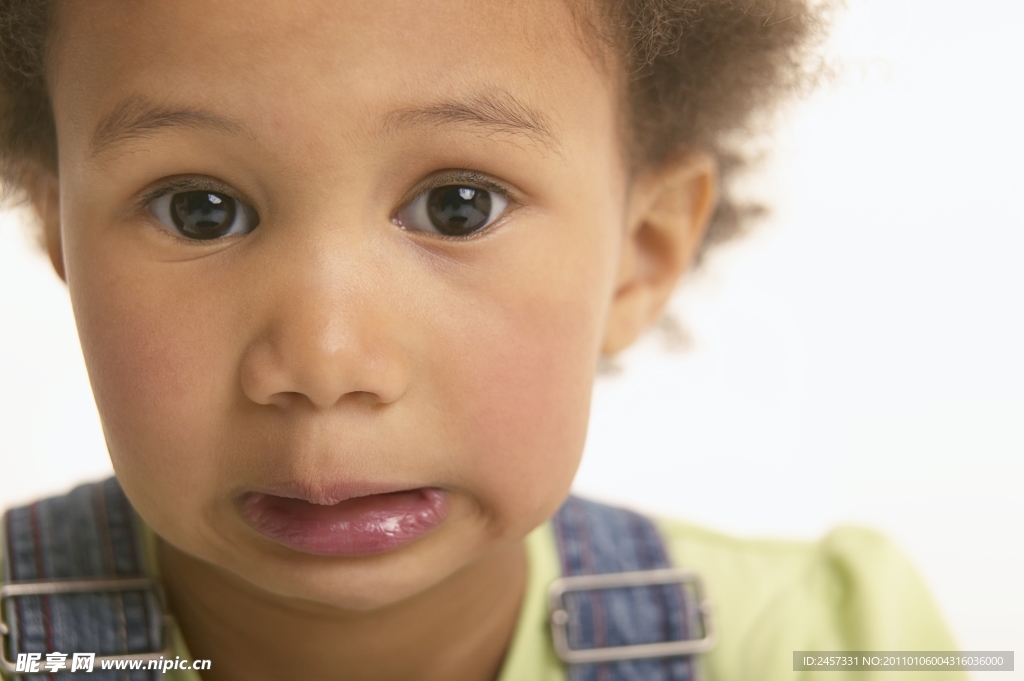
top-left (66, 237), bottom-right (241, 506)
top-left (450, 312), bottom-right (594, 521)
top-left (423, 233), bottom-right (616, 527)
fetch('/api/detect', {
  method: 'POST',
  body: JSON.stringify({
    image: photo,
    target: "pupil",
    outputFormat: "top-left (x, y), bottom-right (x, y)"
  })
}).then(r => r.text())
top-left (171, 191), bottom-right (236, 239)
top-left (426, 186), bottom-right (492, 236)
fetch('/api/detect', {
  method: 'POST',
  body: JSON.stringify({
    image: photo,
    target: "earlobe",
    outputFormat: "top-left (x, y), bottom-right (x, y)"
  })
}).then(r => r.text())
top-left (28, 169), bottom-right (65, 282)
top-left (601, 151), bottom-right (717, 356)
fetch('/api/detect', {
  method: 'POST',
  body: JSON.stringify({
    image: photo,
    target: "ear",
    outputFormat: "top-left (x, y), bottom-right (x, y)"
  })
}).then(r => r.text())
top-left (601, 151), bottom-right (717, 356)
top-left (26, 167), bottom-right (65, 282)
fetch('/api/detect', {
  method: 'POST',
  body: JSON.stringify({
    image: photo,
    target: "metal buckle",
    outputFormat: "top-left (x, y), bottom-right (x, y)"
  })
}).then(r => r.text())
top-left (0, 577), bottom-right (176, 674)
top-left (547, 567), bottom-right (716, 665)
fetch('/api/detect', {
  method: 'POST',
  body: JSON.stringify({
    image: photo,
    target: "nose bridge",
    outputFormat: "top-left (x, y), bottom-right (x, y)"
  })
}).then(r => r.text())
top-left (240, 225), bottom-right (407, 409)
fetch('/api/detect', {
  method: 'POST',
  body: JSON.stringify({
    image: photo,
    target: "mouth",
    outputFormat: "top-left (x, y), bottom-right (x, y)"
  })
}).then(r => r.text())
top-left (239, 486), bottom-right (450, 557)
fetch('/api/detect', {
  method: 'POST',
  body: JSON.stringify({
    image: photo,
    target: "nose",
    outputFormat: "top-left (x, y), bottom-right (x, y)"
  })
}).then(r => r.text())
top-left (238, 239), bottom-right (409, 410)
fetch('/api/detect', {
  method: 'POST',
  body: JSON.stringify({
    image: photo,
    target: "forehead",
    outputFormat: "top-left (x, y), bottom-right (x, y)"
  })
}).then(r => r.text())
top-left (49, 0), bottom-right (613, 164)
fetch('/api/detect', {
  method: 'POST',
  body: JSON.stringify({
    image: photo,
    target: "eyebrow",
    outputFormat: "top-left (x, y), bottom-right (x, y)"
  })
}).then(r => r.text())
top-left (90, 97), bottom-right (249, 157)
top-left (90, 90), bottom-right (561, 157)
top-left (382, 91), bottom-right (561, 153)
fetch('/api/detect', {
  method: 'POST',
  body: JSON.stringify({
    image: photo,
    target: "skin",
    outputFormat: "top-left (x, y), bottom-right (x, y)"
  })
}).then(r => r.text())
top-left (34, 0), bottom-right (717, 679)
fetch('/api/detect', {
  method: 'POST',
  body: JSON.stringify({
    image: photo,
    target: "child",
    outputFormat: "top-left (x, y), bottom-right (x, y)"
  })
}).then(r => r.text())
top-left (0, 1), bottom-right (966, 679)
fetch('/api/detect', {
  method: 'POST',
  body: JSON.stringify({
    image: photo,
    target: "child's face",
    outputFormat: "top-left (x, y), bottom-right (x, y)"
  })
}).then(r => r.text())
top-left (45, 0), bottom-right (706, 608)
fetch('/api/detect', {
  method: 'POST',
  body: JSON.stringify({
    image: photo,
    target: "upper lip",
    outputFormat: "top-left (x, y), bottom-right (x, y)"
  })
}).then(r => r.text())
top-left (242, 480), bottom-right (428, 506)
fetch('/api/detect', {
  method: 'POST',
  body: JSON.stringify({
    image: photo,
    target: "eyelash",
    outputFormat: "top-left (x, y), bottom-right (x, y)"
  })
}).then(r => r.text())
top-left (138, 177), bottom-right (243, 212)
top-left (413, 170), bottom-right (512, 202)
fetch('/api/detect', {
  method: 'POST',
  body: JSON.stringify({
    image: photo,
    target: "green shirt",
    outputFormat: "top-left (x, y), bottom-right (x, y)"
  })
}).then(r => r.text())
top-left (5, 514), bottom-right (966, 681)
top-left (496, 520), bottom-right (966, 681)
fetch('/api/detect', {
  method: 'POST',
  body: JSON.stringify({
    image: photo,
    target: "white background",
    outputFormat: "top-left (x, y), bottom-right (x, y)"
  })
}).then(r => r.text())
top-left (1, 0), bottom-right (1021, 675)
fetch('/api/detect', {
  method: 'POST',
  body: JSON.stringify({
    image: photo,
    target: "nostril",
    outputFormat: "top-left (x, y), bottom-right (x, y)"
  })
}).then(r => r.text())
top-left (347, 390), bottom-right (395, 411)
top-left (240, 329), bottom-right (410, 409)
top-left (267, 391), bottom-right (301, 409)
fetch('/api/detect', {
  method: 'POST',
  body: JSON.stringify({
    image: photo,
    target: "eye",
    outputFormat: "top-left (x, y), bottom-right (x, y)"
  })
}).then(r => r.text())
top-left (395, 184), bottom-right (509, 237)
top-left (149, 189), bottom-right (260, 241)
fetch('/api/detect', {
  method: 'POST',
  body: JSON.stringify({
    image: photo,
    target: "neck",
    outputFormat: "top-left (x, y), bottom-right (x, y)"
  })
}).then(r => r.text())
top-left (158, 540), bottom-right (527, 681)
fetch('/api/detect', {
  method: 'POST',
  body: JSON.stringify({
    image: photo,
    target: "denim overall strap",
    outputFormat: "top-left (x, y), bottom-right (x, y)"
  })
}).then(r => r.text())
top-left (551, 496), bottom-right (701, 681)
top-left (2, 477), bottom-right (163, 681)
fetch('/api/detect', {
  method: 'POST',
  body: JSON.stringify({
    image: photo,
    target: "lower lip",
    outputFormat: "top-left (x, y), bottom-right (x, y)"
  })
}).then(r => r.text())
top-left (240, 488), bottom-right (449, 556)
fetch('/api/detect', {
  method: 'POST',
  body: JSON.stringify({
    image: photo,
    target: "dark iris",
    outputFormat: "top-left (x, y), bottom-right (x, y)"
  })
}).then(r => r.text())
top-left (426, 186), bottom-right (492, 236)
top-left (170, 191), bottom-right (237, 240)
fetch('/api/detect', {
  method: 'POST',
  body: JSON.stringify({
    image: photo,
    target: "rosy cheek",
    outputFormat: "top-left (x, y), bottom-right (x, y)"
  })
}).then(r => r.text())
top-left (70, 254), bottom-right (236, 495)
top-left (427, 274), bottom-right (603, 527)
top-left (460, 327), bottom-right (592, 517)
